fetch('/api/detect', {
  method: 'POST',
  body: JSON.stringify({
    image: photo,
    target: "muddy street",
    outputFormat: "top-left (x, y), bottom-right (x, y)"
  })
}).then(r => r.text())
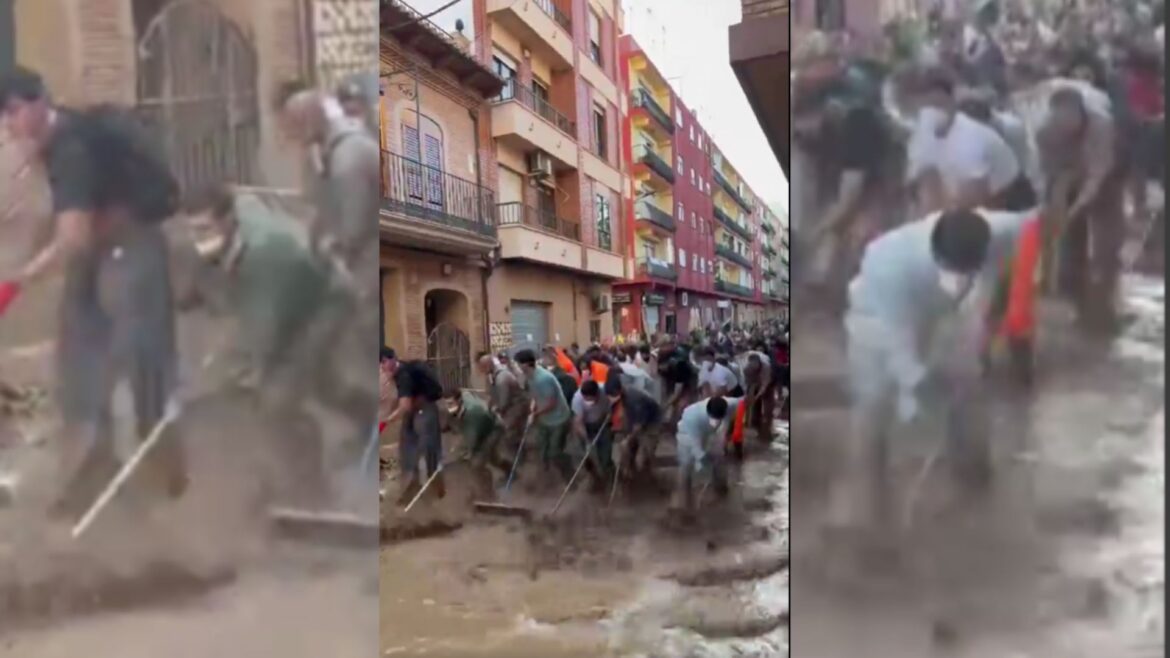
top-left (790, 277), bottom-right (1165, 657)
top-left (381, 423), bottom-right (789, 657)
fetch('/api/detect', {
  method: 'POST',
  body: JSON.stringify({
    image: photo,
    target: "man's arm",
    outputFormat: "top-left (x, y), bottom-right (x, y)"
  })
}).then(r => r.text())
top-left (328, 135), bottom-right (380, 257)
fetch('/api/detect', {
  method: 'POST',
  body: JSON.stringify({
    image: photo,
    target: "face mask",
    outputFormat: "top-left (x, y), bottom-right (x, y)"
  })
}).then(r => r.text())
top-left (194, 233), bottom-right (226, 260)
top-left (938, 270), bottom-right (971, 297)
top-left (919, 106), bottom-right (949, 134)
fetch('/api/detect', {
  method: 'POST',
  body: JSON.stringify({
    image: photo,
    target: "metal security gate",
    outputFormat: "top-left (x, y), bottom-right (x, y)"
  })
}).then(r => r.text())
top-left (426, 322), bottom-right (470, 393)
top-left (509, 302), bottom-right (549, 356)
top-left (135, 0), bottom-right (261, 193)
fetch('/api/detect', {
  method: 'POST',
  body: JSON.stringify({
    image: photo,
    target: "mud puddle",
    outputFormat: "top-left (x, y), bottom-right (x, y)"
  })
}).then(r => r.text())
top-left (381, 425), bottom-right (788, 657)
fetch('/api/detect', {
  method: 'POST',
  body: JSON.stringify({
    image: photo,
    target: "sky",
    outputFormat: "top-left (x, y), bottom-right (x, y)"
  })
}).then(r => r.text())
top-left (399, 0), bottom-right (788, 214)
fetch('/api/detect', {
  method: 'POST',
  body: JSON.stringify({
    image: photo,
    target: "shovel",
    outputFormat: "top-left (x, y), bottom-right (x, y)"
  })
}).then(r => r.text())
top-left (549, 413), bottom-right (611, 516)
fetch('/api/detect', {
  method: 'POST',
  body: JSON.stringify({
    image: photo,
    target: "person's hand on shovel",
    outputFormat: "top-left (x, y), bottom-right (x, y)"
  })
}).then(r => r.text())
top-left (0, 280), bottom-right (22, 316)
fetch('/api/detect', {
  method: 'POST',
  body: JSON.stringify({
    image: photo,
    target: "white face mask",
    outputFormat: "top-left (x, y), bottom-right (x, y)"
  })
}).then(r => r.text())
top-left (938, 270), bottom-right (971, 297)
top-left (194, 233), bottom-right (226, 259)
top-left (919, 106), bottom-right (949, 134)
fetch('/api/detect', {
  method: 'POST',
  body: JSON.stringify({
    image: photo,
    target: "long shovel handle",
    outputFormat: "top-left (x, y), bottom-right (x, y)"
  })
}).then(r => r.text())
top-left (72, 403), bottom-right (182, 540)
top-left (403, 462), bottom-right (444, 514)
top-left (502, 419), bottom-right (533, 494)
top-left (550, 413), bottom-right (610, 516)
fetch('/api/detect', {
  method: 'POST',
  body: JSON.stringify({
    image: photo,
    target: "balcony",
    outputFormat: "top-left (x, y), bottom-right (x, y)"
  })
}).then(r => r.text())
top-left (761, 220), bottom-right (775, 235)
top-left (638, 258), bottom-right (678, 282)
top-left (714, 205), bottom-right (752, 241)
top-left (763, 243), bottom-right (777, 257)
top-left (635, 200), bottom-right (676, 233)
top-left (715, 244), bottom-right (752, 269)
top-left (634, 144), bottom-right (675, 186)
top-left (632, 88), bottom-right (673, 135)
top-left (712, 168), bottom-right (753, 212)
top-left (715, 278), bottom-right (754, 298)
top-left (486, 0), bottom-right (574, 70)
top-left (492, 82), bottom-right (578, 169)
top-left (496, 201), bottom-right (587, 270)
top-left (763, 266), bottom-right (777, 279)
top-left (496, 201), bottom-right (579, 241)
top-left (380, 151), bottom-right (497, 255)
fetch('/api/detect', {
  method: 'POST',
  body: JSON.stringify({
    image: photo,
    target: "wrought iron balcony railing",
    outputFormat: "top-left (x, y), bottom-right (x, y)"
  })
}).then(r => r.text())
top-left (635, 200), bottom-right (676, 232)
top-left (715, 243), bottom-right (752, 269)
top-left (634, 143), bottom-right (675, 184)
top-left (712, 168), bottom-right (754, 212)
top-left (494, 80), bottom-right (575, 136)
top-left (763, 243), bottom-right (777, 256)
top-left (632, 88), bottom-right (674, 134)
top-left (637, 257), bottom-right (678, 281)
top-left (533, 0), bottom-right (571, 31)
top-left (496, 201), bottom-right (580, 242)
top-left (381, 151), bottom-right (496, 236)
top-left (714, 278), bottom-right (753, 297)
top-left (761, 220), bottom-right (776, 235)
top-left (713, 205), bottom-right (752, 241)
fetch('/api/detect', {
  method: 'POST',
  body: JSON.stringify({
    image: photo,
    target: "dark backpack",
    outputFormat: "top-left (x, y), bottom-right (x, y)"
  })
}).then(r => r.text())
top-left (553, 369), bottom-right (578, 405)
top-left (66, 105), bottom-right (180, 222)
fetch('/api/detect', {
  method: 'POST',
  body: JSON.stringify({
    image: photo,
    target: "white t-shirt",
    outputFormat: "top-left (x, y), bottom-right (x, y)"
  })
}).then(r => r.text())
top-left (698, 362), bottom-right (738, 394)
top-left (908, 111), bottom-right (1021, 199)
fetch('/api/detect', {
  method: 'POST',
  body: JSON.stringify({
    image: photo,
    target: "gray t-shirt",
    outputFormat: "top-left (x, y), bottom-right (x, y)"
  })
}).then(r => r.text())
top-left (490, 366), bottom-right (524, 413)
top-left (571, 390), bottom-right (611, 426)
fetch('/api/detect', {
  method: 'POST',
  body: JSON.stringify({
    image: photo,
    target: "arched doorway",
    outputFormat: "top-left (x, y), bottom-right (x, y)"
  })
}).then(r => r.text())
top-left (134, 0), bottom-right (260, 193)
top-left (425, 289), bottom-right (471, 393)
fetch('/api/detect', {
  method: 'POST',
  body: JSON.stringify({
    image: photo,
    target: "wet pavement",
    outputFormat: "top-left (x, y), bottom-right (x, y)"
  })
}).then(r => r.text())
top-left (381, 423), bottom-right (789, 657)
top-left (790, 276), bottom-right (1165, 657)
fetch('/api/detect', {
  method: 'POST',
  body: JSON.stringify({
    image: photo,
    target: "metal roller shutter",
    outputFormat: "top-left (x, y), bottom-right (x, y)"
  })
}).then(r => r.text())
top-left (510, 302), bottom-right (549, 356)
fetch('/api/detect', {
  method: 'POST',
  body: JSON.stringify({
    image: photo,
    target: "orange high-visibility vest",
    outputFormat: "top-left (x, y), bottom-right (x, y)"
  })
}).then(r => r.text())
top-left (1001, 216), bottom-right (1042, 339)
top-left (729, 399), bottom-right (748, 445)
top-left (589, 361), bottom-right (609, 387)
top-left (554, 347), bottom-right (581, 384)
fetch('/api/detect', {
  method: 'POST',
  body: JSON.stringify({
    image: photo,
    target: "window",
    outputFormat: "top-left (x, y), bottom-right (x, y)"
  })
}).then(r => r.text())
top-left (592, 105), bottom-right (607, 158)
top-left (691, 168), bottom-right (696, 186)
top-left (689, 124), bottom-right (694, 141)
top-left (402, 124), bottom-right (443, 209)
top-left (492, 51), bottom-right (518, 99)
top-left (691, 211), bottom-right (696, 227)
top-left (588, 9), bottom-right (602, 65)
top-left (697, 133), bottom-right (703, 149)
top-left (679, 248), bottom-right (687, 267)
top-left (532, 77), bottom-right (550, 105)
top-left (595, 194), bottom-right (612, 251)
top-left (590, 320), bottom-right (601, 343)
top-left (677, 155), bottom-right (684, 175)
top-left (675, 107), bottom-right (683, 126)
top-left (677, 203), bottom-right (684, 220)
top-left (642, 241), bottom-right (656, 261)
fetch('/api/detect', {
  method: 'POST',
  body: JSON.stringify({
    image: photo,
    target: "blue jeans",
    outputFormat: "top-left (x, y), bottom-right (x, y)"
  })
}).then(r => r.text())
top-left (399, 399), bottom-right (441, 479)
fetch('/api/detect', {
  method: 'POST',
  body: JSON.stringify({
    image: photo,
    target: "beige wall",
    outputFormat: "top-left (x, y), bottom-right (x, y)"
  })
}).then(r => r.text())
top-left (380, 246), bottom-right (488, 387)
top-left (487, 262), bottom-right (614, 348)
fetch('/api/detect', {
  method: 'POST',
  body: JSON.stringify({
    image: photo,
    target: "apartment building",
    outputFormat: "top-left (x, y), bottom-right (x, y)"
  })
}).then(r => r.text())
top-left (471, 0), bottom-right (627, 353)
top-left (761, 205), bottom-right (790, 323)
top-left (379, 0), bottom-right (503, 391)
top-left (615, 35), bottom-right (777, 337)
top-left (730, 0), bottom-right (790, 174)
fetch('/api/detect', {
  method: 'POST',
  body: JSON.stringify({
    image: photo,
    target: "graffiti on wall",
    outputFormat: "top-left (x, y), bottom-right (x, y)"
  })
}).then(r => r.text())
top-left (312, 0), bottom-right (379, 90)
top-left (489, 322), bottom-right (512, 353)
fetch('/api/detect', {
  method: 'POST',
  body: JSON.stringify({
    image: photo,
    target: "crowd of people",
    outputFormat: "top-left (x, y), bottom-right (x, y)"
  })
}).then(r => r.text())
top-left (380, 320), bottom-right (790, 519)
top-left (0, 66), bottom-right (379, 519)
top-left (790, 0), bottom-right (1163, 532)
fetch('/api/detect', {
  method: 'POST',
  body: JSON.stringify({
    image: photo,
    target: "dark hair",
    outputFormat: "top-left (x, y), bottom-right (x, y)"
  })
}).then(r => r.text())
top-left (274, 78), bottom-right (311, 111)
top-left (603, 377), bottom-right (623, 396)
top-left (706, 396), bottom-right (729, 420)
top-left (931, 209), bottom-right (991, 273)
top-left (180, 183), bottom-right (235, 219)
top-left (381, 346), bottom-right (397, 362)
top-left (514, 349), bottom-right (537, 367)
top-left (1049, 87), bottom-right (1087, 116)
top-left (0, 67), bottom-right (46, 109)
top-left (444, 387), bottom-right (461, 400)
top-left (580, 380), bottom-right (600, 397)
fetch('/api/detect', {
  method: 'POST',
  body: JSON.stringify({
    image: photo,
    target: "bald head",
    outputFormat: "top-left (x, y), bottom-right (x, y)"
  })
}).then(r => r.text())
top-left (279, 89), bottom-right (329, 145)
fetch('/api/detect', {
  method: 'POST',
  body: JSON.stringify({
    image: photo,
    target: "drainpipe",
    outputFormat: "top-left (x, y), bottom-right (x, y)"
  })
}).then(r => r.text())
top-left (470, 107), bottom-right (492, 354)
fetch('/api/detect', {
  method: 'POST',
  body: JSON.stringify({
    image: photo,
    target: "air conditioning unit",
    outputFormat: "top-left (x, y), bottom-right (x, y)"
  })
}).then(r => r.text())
top-left (592, 293), bottom-right (611, 313)
top-left (527, 151), bottom-right (554, 183)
